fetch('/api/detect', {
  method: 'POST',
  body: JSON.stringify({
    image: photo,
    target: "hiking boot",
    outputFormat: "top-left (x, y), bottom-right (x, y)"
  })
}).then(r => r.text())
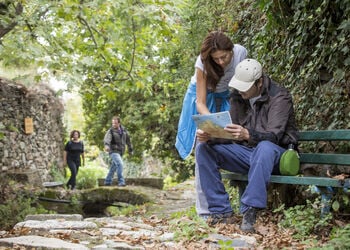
top-left (207, 212), bottom-right (233, 226)
top-left (240, 207), bottom-right (257, 232)
top-left (118, 183), bottom-right (126, 187)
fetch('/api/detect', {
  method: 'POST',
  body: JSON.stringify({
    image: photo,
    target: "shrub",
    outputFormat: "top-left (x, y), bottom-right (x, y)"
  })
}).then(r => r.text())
top-left (276, 199), bottom-right (332, 240)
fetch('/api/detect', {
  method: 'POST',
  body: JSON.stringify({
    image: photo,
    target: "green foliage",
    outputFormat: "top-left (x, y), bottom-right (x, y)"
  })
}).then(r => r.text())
top-left (276, 199), bottom-right (332, 240)
top-left (0, 175), bottom-right (52, 230)
top-left (225, 183), bottom-right (240, 214)
top-left (163, 175), bottom-right (179, 190)
top-left (218, 240), bottom-right (234, 250)
top-left (84, 145), bottom-right (101, 161)
top-left (65, 163), bottom-right (107, 190)
top-left (1, 0), bottom-right (349, 181)
top-left (326, 223), bottom-right (350, 249)
top-left (169, 206), bottom-right (213, 241)
top-left (50, 163), bottom-right (66, 184)
top-left (106, 204), bottom-right (141, 217)
top-left (63, 94), bottom-right (85, 135)
top-left (76, 165), bottom-right (107, 189)
top-left (331, 188), bottom-right (350, 214)
top-left (0, 196), bottom-right (50, 230)
top-left (233, 0), bottom-right (350, 131)
top-left (7, 124), bottom-right (18, 132)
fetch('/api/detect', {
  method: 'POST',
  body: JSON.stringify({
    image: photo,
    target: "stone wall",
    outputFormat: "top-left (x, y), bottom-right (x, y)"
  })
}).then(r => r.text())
top-left (0, 77), bottom-right (65, 184)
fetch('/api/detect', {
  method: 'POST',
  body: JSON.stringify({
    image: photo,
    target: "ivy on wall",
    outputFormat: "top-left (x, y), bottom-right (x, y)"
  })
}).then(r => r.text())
top-left (231, 0), bottom-right (350, 130)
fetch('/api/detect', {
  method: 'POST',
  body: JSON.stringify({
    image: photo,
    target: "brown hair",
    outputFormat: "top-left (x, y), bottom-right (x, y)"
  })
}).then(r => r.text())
top-left (200, 31), bottom-right (234, 91)
top-left (112, 116), bottom-right (120, 123)
top-left (70, 130), bottom-right (80, 139)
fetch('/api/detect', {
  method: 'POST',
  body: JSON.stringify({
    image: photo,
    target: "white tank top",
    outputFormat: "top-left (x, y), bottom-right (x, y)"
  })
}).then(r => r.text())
top-left (190, 44), bottom-right (247, 93)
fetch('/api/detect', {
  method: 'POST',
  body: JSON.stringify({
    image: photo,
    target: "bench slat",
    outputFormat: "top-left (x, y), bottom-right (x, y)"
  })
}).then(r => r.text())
top-left (299, 130), bottom-right (350, 141)
top-left (300, 153), bottom-right (350, 165)
top-left (221, 172), bottom-right (346, 187)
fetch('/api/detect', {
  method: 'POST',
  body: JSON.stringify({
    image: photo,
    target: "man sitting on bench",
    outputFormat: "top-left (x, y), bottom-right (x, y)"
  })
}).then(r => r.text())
top-left (195, 59), bottom-right (298, 232)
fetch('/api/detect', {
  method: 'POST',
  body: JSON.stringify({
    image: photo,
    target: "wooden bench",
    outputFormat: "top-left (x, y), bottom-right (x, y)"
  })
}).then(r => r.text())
top-left (221, 129), bottom-right (350, 211)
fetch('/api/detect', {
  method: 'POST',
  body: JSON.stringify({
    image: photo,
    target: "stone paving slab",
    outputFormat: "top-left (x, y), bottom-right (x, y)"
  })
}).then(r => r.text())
top-left (25, 214), bottom-right (83, 221)
top-left (14, 220), bottom-right (98, 230)
top-left (0, 180), bottom-right (257, 249)
top-left (0, 235), bottom-right (89, 250)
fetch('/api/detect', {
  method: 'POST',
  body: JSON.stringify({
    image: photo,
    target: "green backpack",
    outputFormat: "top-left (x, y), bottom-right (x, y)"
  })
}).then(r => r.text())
top-left (279, 145), bottom-right (300, 176)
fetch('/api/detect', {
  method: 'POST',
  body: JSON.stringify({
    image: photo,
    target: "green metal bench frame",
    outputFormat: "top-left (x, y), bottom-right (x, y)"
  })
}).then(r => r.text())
top-left (222, 130), bottom-right (350, 205)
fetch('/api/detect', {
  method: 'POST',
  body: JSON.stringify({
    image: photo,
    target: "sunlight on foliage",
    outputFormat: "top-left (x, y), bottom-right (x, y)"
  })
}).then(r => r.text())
top-left (106, 204), bottom-right (142, 217)
top-left (163, 175), bottom-right (179, 190)
top-left (76, 165), bottom-right (107, 189)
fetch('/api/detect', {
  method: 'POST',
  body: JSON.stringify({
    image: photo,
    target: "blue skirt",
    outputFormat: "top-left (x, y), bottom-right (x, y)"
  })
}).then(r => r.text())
top-left (175, 82), bottom-right (230, 159)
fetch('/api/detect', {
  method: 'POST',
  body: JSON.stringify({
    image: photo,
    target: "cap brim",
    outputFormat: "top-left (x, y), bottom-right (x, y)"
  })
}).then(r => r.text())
top-left (228, 76), bottom-right (255, 92)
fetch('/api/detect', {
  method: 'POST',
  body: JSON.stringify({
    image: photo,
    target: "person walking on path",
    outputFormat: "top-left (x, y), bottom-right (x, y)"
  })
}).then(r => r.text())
top-left (103, 116), bottom-right (133, 186)
top-left (64, 130), bottom-right (85, 190)
top-left (175, 30), bottom-right (247, 218)
top-left (195, 59), bottom-right (298, 232)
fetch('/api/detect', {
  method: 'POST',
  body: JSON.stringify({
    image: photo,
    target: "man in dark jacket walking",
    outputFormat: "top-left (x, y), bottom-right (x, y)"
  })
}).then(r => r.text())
top-left (103, 116), bottom-right (133, 186)
top-left (196, 59), bottom-right (298, 232)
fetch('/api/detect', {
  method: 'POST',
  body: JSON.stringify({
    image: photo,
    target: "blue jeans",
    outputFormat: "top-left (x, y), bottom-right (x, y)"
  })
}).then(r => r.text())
top-left (105, 152), bottom-right (125, 185)
top-left (196, 141), bottom-right (285, 214)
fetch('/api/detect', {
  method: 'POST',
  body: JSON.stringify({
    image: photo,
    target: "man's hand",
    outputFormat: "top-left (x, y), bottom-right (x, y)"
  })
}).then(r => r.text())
top-left (196, 129), bottom-right (210, 142)
top-left (104, 145), bottom-right (110, 152)
top-left (224, 124), bottom-right (249, 141)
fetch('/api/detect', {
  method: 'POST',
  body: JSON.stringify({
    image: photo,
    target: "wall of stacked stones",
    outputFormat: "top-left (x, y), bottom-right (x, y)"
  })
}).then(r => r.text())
top-left (0, 77), bottom-right (65, 184)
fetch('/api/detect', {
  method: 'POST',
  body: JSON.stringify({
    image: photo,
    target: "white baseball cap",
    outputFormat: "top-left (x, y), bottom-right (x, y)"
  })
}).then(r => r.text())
top-left (229, 59), bottom-right (262, 92)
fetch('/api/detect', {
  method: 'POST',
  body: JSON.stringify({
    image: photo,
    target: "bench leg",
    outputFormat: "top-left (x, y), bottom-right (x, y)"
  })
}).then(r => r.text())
top-left (313, 186), bottom-right (334, 216)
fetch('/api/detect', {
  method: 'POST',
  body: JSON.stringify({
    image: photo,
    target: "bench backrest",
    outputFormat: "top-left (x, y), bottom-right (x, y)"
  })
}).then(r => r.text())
top-left (298, 130), bottom-right (350, 166)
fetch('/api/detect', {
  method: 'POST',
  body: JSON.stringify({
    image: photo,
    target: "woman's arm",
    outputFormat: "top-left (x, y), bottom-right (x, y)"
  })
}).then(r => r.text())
top-left (196, 68), bottom-right (210, 115)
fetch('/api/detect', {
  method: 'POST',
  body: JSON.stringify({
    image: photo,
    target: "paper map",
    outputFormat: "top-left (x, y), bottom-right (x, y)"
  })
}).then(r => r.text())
top-left (192, 111), bottom-right (234, 139)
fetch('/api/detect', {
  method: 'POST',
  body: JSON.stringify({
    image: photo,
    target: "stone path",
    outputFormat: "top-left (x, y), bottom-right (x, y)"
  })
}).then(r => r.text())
top-left (0, 179), bottom-right (256, 249)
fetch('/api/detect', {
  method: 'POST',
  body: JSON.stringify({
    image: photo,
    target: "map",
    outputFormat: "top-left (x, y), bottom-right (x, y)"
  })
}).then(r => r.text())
top-left (192, 111), bottom-right (235, 139)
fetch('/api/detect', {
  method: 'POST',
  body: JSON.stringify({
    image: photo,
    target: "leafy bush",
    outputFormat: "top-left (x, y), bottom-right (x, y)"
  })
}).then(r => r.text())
top-left (0, 196), bottom-right (50, 230)
top-left (276, 199), bottom-right (332, 240)
top-left (327, 223), bottom-right (350, 249)
top-left (50, 163), bottom-right (66, 184)
top-left (0, 175), bottom-right (51, 230)
top-left (106, 204), bottom-right (141, 217)
top-left (72, 164), bottom-right (107, 189)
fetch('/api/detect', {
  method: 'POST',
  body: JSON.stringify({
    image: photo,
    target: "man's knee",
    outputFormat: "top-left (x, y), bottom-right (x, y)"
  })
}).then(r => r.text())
top-left (255, 141), bottom-right (278, 154)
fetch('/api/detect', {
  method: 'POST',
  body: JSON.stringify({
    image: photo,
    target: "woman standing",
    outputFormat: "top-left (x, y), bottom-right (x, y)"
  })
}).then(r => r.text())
top-left (175, 31), bottom-right (247, 217)
top-left (63, 130), bottom-right (85, 190)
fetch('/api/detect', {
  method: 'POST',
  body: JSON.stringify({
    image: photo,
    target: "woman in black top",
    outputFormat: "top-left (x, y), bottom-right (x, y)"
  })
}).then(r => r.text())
top-left (63, 130), bottom-right (85, 190)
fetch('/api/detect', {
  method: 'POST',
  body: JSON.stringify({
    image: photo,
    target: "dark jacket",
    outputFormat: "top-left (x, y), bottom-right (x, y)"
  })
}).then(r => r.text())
top-left (230, 74), bottom-right (298, 148)
top-left (103, 125), bottom-right (133, 156)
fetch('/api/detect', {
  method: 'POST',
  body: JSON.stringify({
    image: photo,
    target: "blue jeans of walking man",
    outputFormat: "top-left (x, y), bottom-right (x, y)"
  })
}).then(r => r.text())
top-left (105, 152), bottom-right (125, 186)
top-left (196, 141), bottom-right (285, 214)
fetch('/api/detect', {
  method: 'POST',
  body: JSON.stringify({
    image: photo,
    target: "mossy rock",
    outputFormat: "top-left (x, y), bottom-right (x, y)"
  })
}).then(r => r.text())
top-left (38, 186), bottom-right (153, 215)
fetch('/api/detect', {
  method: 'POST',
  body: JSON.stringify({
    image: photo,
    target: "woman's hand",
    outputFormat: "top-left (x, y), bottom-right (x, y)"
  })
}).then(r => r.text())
top-left (196, 129), bottom-right (210, 142)
top-left (224, 124), bottom-right (249, 141)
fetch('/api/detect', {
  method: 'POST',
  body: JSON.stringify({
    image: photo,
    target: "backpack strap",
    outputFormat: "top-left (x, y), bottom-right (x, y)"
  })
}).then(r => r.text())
top-left (109, 128), bottom-right (116, 145)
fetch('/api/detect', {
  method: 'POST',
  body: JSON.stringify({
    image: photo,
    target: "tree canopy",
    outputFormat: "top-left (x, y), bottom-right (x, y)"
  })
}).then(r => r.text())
top-left (1, 0), bottom-right (349, 180)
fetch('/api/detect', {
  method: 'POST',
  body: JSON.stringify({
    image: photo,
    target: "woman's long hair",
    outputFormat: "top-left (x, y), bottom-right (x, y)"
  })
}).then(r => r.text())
top-left (200, 31), bottom-right (234, 91)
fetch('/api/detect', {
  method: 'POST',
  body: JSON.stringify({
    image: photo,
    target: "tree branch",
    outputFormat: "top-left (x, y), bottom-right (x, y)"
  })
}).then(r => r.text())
top-left (0, 2), bottom-right (23, 40)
